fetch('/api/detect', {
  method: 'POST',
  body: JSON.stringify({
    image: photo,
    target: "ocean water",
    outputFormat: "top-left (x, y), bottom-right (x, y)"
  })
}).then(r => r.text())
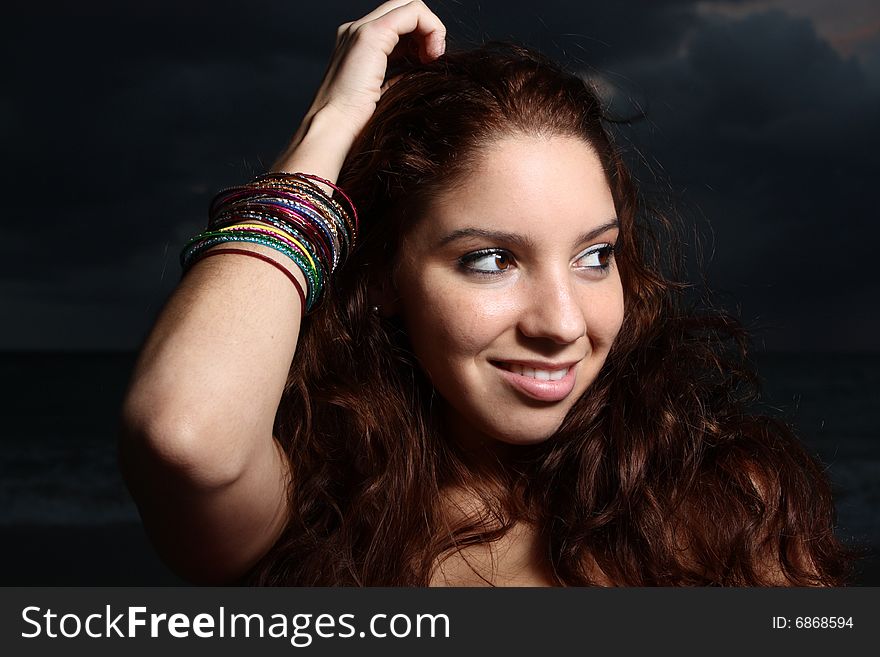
top-left (753, 352), bottom-right (880, 551)
top-left (0, 351), bottom-right (877, 583)
top-left (0, 352), bottom-right (140, 526)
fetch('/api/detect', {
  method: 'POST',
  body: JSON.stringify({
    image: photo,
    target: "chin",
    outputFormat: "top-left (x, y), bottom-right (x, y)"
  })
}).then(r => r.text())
top-left (492, 432), bottom-right (556, 447)
top-left (477, 412), bottom-right (567, 446)
top-left (439, 387), bottom-right (574, 449)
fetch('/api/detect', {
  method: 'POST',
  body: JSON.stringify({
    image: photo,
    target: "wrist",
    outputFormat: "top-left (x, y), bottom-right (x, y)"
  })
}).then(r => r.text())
top-left (271, 105), bottom-right (359, 184)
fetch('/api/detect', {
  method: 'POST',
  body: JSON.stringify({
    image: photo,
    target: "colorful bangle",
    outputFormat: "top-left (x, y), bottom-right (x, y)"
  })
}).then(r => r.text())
top-left (217, 223), bottom-right (322, 277)
top-left (185, 171), bottom-right (359, 315)
top-left (211, 209), bottom-right (334, 270)
top-left (210, 186), bottom-right (349, 268)
top-left (182, 233), bottom-right (321, 310)
top-left (258, 171), bottom-right (359, 234)
top-left (213, 198), bottom-right (339, 268)
top-left (253, 178), bottom-right (357, 245)
top-left (187, 230), bottom-right (322, 295)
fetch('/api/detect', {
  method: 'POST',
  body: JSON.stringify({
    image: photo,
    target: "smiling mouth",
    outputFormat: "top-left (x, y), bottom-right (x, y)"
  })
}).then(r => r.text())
top-left (491, 361), bottom-right (571, 381)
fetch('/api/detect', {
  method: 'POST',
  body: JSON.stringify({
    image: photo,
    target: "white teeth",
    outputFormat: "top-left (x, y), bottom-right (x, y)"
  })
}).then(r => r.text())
top-left (505, 363), bottom-right (569, 380)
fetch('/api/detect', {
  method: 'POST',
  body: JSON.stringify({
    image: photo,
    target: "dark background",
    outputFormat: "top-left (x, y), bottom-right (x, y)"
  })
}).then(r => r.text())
top-left (1, 0), bottom-right (877, 584)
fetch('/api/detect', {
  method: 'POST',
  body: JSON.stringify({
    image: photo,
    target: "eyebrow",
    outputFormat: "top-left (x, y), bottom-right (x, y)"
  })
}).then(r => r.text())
top-left (435, 219), bottom-right (620, 250)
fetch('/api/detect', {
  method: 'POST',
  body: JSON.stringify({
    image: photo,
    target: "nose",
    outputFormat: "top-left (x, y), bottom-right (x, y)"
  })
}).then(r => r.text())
top-left (517, 270), bottom-right (587, 345)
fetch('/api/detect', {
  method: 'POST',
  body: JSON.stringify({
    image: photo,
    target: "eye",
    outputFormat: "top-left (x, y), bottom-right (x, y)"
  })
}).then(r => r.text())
top-left (575, 243), bottom-right (615, 270)
top-left (458, 248), bottom-right (514, 276)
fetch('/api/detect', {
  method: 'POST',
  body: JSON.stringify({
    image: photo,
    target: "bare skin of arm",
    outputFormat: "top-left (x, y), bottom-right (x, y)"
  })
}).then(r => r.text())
top-left (118, 0), bottom-right (446, 584)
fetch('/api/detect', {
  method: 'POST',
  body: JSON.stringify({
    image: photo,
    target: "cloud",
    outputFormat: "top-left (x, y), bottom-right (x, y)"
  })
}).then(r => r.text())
top-left (687, 10), bottom-right (868, 132)
top-left (589, 8), bottom-right (880, 346)
top-left (2, 1), bottom-right (878, 350)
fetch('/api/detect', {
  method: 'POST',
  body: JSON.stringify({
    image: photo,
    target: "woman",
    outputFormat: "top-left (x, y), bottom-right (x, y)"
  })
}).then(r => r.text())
top-left (119, 0), bottom-right (858, 586)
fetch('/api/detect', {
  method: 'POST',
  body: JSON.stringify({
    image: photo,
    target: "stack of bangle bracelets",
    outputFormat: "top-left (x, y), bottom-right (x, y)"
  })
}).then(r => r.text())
top-left (179, 172), bottom-right (359, 315)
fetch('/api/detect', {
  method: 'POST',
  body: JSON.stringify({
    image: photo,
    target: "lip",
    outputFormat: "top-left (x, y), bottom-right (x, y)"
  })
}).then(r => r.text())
top-left (490, 359), bottom-right (579, 402)
top-left (492, 359), bottom-right (580, 370)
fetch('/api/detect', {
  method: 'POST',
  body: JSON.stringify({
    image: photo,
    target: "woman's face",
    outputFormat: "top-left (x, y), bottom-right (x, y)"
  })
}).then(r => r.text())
top-left (391, 134), bottom-right (624, 448)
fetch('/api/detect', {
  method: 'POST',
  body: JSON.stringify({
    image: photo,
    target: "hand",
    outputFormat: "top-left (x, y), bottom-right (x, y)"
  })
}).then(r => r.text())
top-left (309, 0), bottom-right (446, 141)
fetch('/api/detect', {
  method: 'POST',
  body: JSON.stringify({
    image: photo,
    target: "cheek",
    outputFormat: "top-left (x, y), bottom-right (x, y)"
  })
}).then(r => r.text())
top-left (589, 280), bottom-right (625, 345)
top-left (400, 279), bottom-right (509, 360)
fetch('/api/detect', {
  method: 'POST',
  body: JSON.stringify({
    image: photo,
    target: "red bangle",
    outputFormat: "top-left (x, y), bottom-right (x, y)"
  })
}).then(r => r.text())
top-left (189, 247), bottom-right (307, 316)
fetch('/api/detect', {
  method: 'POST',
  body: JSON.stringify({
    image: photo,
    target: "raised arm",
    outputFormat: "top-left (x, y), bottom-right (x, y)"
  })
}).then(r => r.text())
top-left (118, 0), bottom-right (446, 584)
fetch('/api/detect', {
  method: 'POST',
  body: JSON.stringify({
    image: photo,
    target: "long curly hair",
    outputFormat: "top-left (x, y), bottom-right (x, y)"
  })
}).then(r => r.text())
top-left (247, 42), bottom-right (860, 586)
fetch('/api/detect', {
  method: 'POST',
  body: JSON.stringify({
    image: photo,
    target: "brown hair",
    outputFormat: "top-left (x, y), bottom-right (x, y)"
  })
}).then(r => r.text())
top-left (247, 42), bottom-right (860, 585)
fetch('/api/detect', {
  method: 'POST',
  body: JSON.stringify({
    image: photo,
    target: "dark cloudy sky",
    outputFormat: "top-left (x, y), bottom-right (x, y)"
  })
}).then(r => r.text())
top-left (3, 0), bottom-right (879, 351)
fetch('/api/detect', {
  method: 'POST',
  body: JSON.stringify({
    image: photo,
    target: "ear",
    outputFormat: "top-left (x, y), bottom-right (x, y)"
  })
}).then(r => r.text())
top-left (367, 273), bottom-right (400, 318)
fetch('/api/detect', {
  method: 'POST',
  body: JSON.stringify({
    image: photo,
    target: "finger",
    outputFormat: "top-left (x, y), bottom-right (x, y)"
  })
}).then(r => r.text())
top-left (368, 1), bottom-right (447, 61)
top-left (338, 0), bottom-right (416, 46)
top-left (348, 0), bottom-right (417, 30)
